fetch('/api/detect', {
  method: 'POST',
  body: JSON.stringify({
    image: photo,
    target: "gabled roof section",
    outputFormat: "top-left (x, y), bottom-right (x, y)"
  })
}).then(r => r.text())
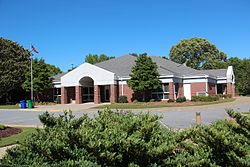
top-left (201, 69), bottom-right (227, 78)
top-left (51, 72), bottom-right (67, 82)
top-left (95, 55), bottom-right (137, 77)
top-left (95, 55), bottom-right (203, 77)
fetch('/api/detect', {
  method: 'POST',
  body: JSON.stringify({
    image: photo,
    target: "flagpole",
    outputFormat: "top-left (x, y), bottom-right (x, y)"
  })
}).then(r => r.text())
top-left (30, 45), bottom-right (33, 102)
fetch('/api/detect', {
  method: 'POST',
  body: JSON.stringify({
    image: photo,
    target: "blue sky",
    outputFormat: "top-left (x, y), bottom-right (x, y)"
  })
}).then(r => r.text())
top-left (1, 0), bottom-right (249, 71)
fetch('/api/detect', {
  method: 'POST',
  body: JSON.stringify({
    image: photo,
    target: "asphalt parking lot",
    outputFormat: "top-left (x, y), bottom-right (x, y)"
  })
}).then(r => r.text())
top-left (0, 97), bottom-right (249, 129)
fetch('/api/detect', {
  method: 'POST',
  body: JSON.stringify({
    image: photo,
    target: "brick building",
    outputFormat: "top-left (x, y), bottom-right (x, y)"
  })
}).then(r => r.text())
top-left (52, 55), bottom-right (235, 104)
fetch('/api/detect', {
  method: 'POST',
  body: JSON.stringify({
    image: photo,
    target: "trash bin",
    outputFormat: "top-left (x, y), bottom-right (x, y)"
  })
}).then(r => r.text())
top-left (20, 100), bottom-right (26, 109)
top-left (26, 100), bottom-right (33, 108)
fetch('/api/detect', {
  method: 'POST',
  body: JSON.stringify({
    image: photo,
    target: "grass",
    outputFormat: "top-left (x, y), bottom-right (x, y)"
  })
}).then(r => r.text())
top-left (0, 127), bottom-right (36, 147)
top-left (94, 98), bottom-right (235, 109)
top-left (0, 105), bottom-right (19, 109)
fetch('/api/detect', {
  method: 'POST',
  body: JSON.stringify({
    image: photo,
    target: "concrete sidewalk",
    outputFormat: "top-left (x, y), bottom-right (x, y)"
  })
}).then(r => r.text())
top-left (16, 102), bottom-right (107, 112)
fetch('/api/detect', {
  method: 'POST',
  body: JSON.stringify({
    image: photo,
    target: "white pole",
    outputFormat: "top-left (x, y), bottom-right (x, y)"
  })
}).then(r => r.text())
top-left (31, 54), bottom-right (33, 102)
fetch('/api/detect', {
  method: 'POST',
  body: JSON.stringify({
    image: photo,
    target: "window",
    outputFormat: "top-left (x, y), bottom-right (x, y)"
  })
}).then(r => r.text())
top-left (82, 87), bottom-right (94, 102)
top-left (152, 83), bottom-right (169, 100)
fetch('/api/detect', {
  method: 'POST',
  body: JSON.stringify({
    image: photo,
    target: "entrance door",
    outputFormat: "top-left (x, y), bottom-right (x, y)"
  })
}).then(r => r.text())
top-left (184, 83), bottom-right (191, 100)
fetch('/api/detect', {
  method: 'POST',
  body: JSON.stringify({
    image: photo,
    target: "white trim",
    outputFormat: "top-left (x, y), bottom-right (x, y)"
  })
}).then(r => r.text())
top-left (183, 75), bottom-right (209, 79)
top-left (215, 84), bottom-right (217, 94)
top-left (217, 80), bottom-right (227, 84)
top-left (121, 79), bottom-right (124, 96)
top-left (61, 63), bottom-right (116, 87)
top-left (217, 77), bottom-right (226, 80)
top-left (183, 78), bottom-right (207, 83)
top-left (184, 83), bottom-right (191, 100)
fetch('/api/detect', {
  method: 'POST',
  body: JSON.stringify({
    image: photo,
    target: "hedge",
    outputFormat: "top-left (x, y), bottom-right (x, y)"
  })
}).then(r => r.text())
top-left (191, 96), bottom-right (219, 102)
top-left (118, 96), bottom-right (128, 103)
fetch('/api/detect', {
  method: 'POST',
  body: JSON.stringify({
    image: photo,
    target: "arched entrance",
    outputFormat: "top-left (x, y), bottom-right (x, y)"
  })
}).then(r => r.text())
top-left (79, 77), bottom-right (94, 103)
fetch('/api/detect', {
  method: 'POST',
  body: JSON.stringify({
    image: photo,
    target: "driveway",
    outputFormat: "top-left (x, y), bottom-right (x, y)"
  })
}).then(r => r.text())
top-left (0, 97), bottom-right (249, 129)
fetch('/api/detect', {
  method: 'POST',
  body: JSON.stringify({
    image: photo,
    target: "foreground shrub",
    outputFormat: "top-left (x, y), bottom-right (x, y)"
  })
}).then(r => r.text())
top-left (2, 109), bottom-right (200, 166)
top-left (176, 97), bottom-right (186, 103)
top-left (184, 109), bottom-right (250, 166)
top-left (2, 109), bottom-right (249, 166)
top-left (191, 96), bottom-right (219, 102)
top-left (118, 96), bottom-right (128, 103)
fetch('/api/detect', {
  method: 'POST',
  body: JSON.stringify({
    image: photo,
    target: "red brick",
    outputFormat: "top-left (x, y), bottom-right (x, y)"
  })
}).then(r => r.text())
top-left (110, 84), bottom-right (117, 103)
top-left (178, 83), bottom-right (184, 98)
top-left (208, 83), bottom-right (216, 96)
top-left (94, 85), bottom-right (101, 104)
top-left (169, 82), bottom-right (174, 100)
top-left (191, 82), bottom-right (206, 97)
top-left (118, 84), bottom-right (134, 102)
top-left (75, 86), bottom-right (82, 104)
top-left (61, 87), bottom-right (68, 104)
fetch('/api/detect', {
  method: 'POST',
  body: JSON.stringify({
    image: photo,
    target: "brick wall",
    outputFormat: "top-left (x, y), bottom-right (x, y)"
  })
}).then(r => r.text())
top-left (61, 87), bottom-right (67, 104)
top-left (191, 82), bottom-right (206, 97)
top-left (110, 84), bottom-right (117, 103)
top-left (75, 86), bottom-right (82, 104)
top-left (118, 84), bottom-right (134, 102)
top-left (94, 85), bottom-right (101, 104)
top-left (178, 83), bottom-right (184, 98)
top-left (227, 83), bottom-right (236, 97)
top-left (169, 82), bottom-right (174, 100)
top-left (208, 83), bottom-right (216, 96)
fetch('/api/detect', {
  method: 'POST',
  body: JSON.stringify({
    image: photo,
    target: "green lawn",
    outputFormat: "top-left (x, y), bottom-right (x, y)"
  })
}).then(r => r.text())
top-left (0, 105), bottom-right (19, 109)
top-left (0, 127), bottom-right (36, 147)
top-left (94, 98), bottom-right (235, 109)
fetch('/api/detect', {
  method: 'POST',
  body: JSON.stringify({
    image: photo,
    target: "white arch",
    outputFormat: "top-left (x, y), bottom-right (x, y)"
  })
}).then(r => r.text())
top-left (61, 63), bottom-right (116, 87)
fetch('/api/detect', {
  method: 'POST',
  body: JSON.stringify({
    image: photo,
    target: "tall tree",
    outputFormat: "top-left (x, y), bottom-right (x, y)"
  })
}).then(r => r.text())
top-left (85, 54), bottom-right (114, 64)
top-left (127, 53), bottom-right (162, 101)
top-left (228, 57), bottom-right (250, 95)
top-left (169, 38), bottom-right (227, 69)
top-left (0, 37), bottom-right (31, 103)
top-left (22, 58), bottom-right (61, 101)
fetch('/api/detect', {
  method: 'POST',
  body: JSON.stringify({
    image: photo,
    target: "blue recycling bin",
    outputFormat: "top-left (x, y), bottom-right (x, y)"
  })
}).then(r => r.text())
top-left (20, 100), bottom-right (27, 109)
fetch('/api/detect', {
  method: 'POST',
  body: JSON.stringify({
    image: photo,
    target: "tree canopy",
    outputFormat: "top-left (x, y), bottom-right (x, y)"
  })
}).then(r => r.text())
top-left (169, 38), bottom-right (227, 69)
top-left (0, 37), bottom-right (31, 103)
top-left (127, 53), bottom-right (162, 101)
top-left (22, 58), bottom-right (62, 101)
top-left (85, 54), bottom-right (115, 64)
top-left (227, 57), bottom-right (250, 95)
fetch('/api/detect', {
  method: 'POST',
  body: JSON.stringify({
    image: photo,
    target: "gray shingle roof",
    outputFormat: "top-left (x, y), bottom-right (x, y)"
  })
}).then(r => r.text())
top-left (51, 73), bottom-right (67, 82)
top-left (201, 69), bottom-right (227, 78)
top-left (95, 55), bottom-right (218, 77)
top-left (52, 55), bottom-right (228, 83)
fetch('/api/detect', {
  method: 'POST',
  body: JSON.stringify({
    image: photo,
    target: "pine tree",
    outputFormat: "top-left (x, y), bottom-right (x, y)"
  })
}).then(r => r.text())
top-left (127, 53), bottom-right (161, 101)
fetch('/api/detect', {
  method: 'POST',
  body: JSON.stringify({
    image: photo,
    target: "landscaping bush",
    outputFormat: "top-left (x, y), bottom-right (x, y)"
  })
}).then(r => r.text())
top-left (168, 99), bottom-right (174, 103)
top-left (132, 99), bottom-right (138, 103)
top-left (149, 99), bottom-right (155, 102)
top-left (185, 109), bottom-right (250, 166)
top-left (223, 94), bottom-right (232, 99)
top-left (118, 96), bottom-right (128, 103)
top-left (176, 97), bottom-right (186, 103)
top-left (2, 109), bottom-right (249, 166)
top-left (0, 124), bottom-right (6, 130)
top-left (191, 96), bottom-right (219, 102)
top-left (55, 96), bottom-right (61, 104)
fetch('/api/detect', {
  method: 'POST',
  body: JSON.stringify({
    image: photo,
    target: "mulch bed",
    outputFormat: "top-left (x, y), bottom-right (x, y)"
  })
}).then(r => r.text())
top-left (0, 127), bottom-right (22, 138)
